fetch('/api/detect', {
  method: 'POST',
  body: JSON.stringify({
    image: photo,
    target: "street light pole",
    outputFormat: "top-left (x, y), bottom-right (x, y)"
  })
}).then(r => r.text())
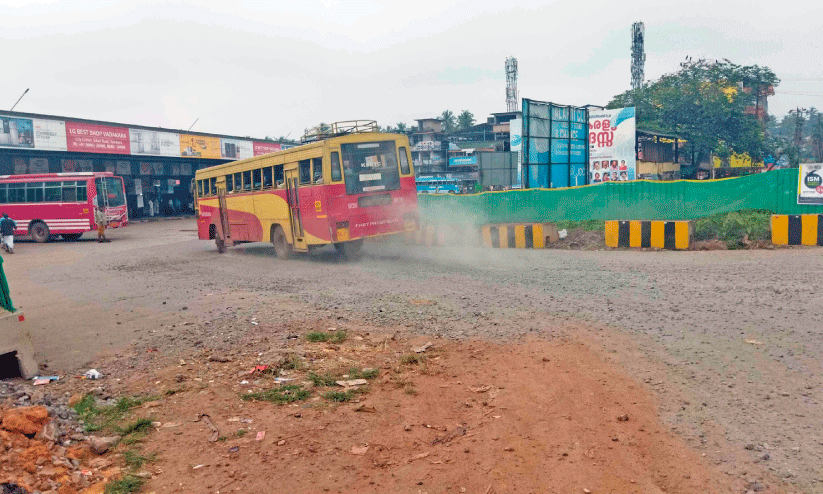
top-left (188, 118), bottom-right (199, 131)
top-left (10, 88), bottom-right (29, 112)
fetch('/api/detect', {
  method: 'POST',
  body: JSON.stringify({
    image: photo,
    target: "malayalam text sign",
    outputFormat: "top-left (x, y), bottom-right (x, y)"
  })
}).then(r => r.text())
top-left (798, 163), bottom-right (823, 205)
top-left (588, 107), bottom-right (636, 183)
top-left (66, 121), bottom-right (130, 154)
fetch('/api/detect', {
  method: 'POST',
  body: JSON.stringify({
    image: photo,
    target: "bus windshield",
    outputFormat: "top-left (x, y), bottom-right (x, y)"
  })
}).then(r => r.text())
top-left (341, 141), bottom-right (401, 195)
top-left (95, 177), bottom-right (126, 207)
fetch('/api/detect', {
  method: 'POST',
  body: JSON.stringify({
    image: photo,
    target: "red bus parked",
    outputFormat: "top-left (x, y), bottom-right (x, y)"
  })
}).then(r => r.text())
top-left (0, 172), bottom-right (128, 242)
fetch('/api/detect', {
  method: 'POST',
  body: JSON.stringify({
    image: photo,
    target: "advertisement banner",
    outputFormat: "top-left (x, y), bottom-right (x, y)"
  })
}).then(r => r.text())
top-left (510, 118), bottom-right (522, 187)
top-left (66, 121), bottom-right (130, 154)
top-left (798, 163), bottom-right (823, 205)
top-left (29, 158), bottom-right (49, 174)
top-left (221, 138), bottom-right (254, 160)
top-left (129, 129), bottom-right (180, 157)
top-left (116, 160), bottom-right (131, 175)
top-left (0, 115), bottom-right (34, 149)
top-left (588, 107), bottom-right (636, 183)
top-left (253, 141), bottom-right (281, 156)
top-left (449, 156), bottom-right (477, 166)
top-left (179, 134), bottom-right (221, 159)
top-left (33, 118), bottom-right (68, 151)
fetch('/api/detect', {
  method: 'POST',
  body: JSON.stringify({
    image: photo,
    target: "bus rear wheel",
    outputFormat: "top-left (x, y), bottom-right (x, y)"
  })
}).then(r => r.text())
top-left (30, 221), bottom-right (50, 243)
top-left (334, 239), bottom-right (363, 259)
top-left (272, 226), bottom-right (293, 260)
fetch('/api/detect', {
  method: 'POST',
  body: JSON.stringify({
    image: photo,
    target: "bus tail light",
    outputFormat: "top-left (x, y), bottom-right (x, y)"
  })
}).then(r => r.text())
top-left (335, 222), bottom-right (350, 242)
top-left (403, 213), bottom-right (418, 231)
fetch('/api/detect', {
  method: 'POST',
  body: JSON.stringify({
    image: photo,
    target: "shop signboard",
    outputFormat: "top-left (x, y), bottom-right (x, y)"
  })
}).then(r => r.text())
top-left (66, 121), bottom-right (130, 154)
top-left (253, 141), bottom-right (281, 156)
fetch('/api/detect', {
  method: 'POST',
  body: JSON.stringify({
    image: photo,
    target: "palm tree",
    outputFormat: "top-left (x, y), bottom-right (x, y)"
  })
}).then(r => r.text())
top-left (440, 110), bottom-right (457, 134)
top-left (395, 122), bottom-right (408, 133)
top-left (457, 110), bottom-right (475, 130)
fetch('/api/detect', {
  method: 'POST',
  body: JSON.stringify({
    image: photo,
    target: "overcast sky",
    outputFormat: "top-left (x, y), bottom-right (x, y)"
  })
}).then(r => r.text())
top-left (2, 0), bottom-right (821, 139)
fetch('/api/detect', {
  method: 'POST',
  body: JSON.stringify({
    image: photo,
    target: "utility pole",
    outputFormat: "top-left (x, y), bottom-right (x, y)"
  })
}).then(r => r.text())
top-left (10, 88), bottom-right (29, 111)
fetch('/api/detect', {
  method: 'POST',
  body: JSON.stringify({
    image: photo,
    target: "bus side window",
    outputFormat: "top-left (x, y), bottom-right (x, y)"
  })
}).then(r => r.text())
top-left (399, 147), bottom-right (411, 175)
top-left (253, 168), bottom-right (262, 190)
top-left (263, 167), bottom-right (273, 188)
top-left (226, 175), bottom-right (234, 192)
top-left (234, 173), bottom-right (242, 192)
top-left (45, 182), bottom-right (61, 202)
top-left (312, 157), bottom-right (323, 184)
top-left (0, 184), bottom-right (6, 203)
top-left (242, 170), bottom-right (252, 191)
top-left (197, 180), bottom-right (204, 197)
top-left (61, 181), bottom-right (76, 202)
top-left (274, 165), bottom-right (284, 187)
top-left (299, 160), bottom-right (311, 185)
top-left (210, 177), bottom-right (217, 195)
top-left (77, 181), bottom-right (87, 202)
top-left (330, 152), bottom-right (342, 182)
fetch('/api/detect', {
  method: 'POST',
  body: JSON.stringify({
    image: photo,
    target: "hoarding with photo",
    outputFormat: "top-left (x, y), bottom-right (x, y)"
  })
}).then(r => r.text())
top-left (179, 134), bottom-right (221, 159)
top-left (129, 128), bottom-right (181, 157)
top-left (221, 138), bottom-right (254, 160)
top-left (0, 116), bottom-right (34, 149)
top-left (66, 121), bottom-right (130, 154)
top-left (588, 107), bottom-right (636, 184)
top-left (798, 163), bottom-right (823, 205)
top-left (253, 141), bottom-right (281, 156)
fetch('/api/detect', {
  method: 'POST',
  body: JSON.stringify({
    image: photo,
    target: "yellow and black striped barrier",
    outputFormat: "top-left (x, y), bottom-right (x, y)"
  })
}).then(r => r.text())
top-left (771, 214), bottom-right (823, 246)
top-left (605, 220), bottom-right (691, 250)
top-left (404, 223), bottom-right (445, 246)
top-left (480, 223), bottom-right (558, 249)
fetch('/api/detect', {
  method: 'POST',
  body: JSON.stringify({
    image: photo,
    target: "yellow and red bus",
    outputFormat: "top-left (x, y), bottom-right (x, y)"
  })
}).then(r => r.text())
top-left (193, 123), bottom-right (418, 257)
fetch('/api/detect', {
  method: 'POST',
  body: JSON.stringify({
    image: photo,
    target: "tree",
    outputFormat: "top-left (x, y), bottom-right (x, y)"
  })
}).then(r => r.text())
top-left (607, 58), bottom-right (779, 174)
top-left (440, 110), bottom-right (457, 134)
top-left (457, 110), bottom-right (475, 130)
top-left (395, 122), bottom-right (408, 133)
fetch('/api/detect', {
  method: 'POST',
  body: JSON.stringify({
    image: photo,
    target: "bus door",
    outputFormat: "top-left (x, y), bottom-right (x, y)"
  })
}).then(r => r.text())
top-left (284, 166), bottom-right (305, 250)
top-left (215, 177), bottom-right (232, 253)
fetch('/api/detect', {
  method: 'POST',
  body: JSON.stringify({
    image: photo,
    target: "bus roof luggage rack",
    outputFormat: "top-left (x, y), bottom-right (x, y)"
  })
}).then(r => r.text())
top-left (301, 120), bottom-right (378, 143)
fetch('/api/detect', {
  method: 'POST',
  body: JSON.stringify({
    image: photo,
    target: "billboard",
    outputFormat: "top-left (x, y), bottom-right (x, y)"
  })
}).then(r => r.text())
top-left (220, 138), bottom-right (254, 160)
top-left (180, 134), bottom-right (221, 159)
top-left (798, 163), bottom-right (823, 205)
top-left (129, 129), bottom-right (180, 157)
top-left (588, 107), bottom-right (636, 183)
top-left (449, 156), bottom-right (477, 166)
top-left (510, 118), bottom-right (522, 187)
top-left (66, 121), bottom-right (130, 154)
top-left (253, 141), bottom-right (281, 156)
top-left (522, 99), bottom-right (588, 188)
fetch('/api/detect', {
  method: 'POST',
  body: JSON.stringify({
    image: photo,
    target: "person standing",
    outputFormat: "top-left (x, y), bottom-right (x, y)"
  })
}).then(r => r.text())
top-left (94, 206), bottom-right (110, 243)
top-left (0, 213), bottom-right (16, 254)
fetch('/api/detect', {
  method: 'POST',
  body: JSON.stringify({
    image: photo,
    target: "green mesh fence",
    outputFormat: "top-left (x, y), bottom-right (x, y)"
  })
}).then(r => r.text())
top-left (418, 168), bottom-right (823, 226)
top-left (0, 255), bottom-right (15, 313)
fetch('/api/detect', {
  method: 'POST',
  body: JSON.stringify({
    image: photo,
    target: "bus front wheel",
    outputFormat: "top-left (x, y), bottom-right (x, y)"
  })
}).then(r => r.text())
top-left (272, 225), bottom-right (293, 260)
top-left (30, 221), bottom-right (50, 243)
top-left (334, 239), bottom-right (363, 259)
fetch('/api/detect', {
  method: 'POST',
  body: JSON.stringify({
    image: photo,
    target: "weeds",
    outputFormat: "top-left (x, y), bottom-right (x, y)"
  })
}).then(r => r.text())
top-left (693, 210), bottom-right (771, 248)
top-left (277, 353), bottom-right (304, 371)
top-left (104, 475), bottom-right (144, 494)
top-left (123, 450), bottom-right (156, 470)
top-left (236, 429), bottom-right (247, 437)
top-left (240, 385), bottom-right (310, 404)
top-left (305, 330), bottom-right (347, 344)
top-left (322, 388), bottom-right (365, 402)
top-left (73, 395), bottom-right (155, 434)
top-left (308, 372), bottom-right (337, 387)
top-left (555, 219), bottom-right (605, 232)
top-left (119, 418), bottom-right (154, 436)
top-left (348, 367), bottom-right (379, 380)
top-left (401, 354), bottom-right (421, 365)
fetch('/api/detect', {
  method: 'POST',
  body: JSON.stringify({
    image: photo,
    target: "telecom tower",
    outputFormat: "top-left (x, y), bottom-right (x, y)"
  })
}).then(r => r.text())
top-left (631, 22), bottom-right (646, 90)
top-left (505, 56), bottom-right (518, 112)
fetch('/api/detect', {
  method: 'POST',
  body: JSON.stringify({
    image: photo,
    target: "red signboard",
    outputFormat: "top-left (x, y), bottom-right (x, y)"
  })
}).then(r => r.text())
top-left (253, 141), bottom-right (281, 156)
top-left (66, 121), bottom-right (130, 154)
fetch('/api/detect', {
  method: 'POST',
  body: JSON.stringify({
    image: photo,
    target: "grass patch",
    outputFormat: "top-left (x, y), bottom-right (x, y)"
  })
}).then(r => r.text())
top-left (119, 418), bottom-right (154, 436)
top-left (400, 354), bottom-right (421, 365)
top-left (322, 388), bottom-right (365, 402)
top-left (348, 367), bottom-right (379, 380)
top-left (104, 475), bottom-right (144, 494)
top-left (404, 385), bottom-right (418, 395)
top-left (240, 384), bottom-right (310, 404)
top-left (236, 429), bottom-right (247, 437)
top-left (73, 395), bottom-right (155, 434)
top-left (305, 330), bottom-right (347, 344)
top-left (692, 210), bottom-right (771, 248)
top-left (278, 353), bottom-right (304, 371)
top-left (554, 219), bottom-right (605, 232)
top-left (123, 450), bottom-right (156, 470)
top-left (164, 387), bottom-right (183, 396)
top-left (308, 372), bottom-right (337, 387)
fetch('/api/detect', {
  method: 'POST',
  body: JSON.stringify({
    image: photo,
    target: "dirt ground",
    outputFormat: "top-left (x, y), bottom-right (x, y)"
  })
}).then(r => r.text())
top-left (3, 219), bottom-right (823, 493)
